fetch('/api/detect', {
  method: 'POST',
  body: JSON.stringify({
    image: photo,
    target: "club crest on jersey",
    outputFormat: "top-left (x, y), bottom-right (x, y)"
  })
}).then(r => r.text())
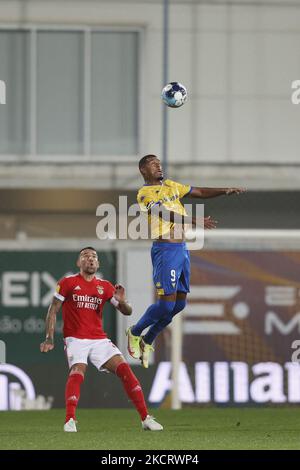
top-left (97, 286), bottom-right (104, 295)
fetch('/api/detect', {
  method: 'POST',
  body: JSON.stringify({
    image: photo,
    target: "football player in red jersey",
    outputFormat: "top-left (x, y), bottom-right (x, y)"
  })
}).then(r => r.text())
top-left (40, 247), bottom-right (163, 432)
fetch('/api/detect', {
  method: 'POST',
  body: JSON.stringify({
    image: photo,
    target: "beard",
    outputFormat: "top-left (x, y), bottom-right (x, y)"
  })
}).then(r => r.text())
top-left (85, 265), bottom-right (97, 274)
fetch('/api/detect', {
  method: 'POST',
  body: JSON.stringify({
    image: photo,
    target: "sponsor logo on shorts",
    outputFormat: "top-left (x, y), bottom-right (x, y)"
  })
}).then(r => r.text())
top-left (157, 288), bottom-right (165, 295)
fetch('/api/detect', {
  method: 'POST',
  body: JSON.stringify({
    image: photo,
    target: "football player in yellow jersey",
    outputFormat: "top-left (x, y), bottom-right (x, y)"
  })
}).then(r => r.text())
top-left (127, 154), bottom-right (245, 367)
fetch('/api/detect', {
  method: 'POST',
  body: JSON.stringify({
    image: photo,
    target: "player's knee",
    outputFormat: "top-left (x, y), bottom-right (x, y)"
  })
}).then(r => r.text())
top-left (158, 299), bottom-right (176, 324)
top-left (162, 299), bottom-right (187, 324)
top-left (172, 298), bottom-right (187, 316)
top-left (70, 364), bottom-right (86, 378)
top-left (158, 299), bottom-right (176, 317)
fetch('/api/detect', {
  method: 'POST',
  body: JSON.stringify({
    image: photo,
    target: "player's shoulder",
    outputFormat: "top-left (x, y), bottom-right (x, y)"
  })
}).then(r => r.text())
top-left (95, 277), bottom-right (114, 287)
top-left (165, 179), bottom-right (190, 192)
top-left (137, 185), bottom-right (153, 203)
top-left (164, 178), bottom-right (179, 187)
top-left (58, 273), bottom-right (80, 284)
top-left (137, 185), bottom-right (149, 196)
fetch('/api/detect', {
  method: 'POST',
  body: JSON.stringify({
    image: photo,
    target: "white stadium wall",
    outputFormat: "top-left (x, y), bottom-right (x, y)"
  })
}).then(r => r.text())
top-left (0, 0), bottom-right (300, 189)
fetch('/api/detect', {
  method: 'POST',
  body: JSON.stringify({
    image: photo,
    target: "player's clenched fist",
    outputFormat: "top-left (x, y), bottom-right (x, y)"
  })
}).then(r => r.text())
top-left (40, 339), bottom-right (54, 353)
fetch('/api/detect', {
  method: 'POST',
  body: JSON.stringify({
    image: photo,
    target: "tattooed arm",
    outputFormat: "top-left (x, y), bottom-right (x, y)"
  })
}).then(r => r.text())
top-left (40, 297), bottom-right (63, 353)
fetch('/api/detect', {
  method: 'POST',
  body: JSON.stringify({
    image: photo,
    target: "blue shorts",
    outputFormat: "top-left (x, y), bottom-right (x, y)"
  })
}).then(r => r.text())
top-left (151, 241), bottom-right (190, 296)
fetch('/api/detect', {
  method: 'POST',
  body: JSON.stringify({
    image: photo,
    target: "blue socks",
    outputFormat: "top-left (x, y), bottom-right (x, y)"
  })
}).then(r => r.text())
top-left (131, 300), bottom-right (175, 337)
top-left (133, 298), bottom-right (187, 345)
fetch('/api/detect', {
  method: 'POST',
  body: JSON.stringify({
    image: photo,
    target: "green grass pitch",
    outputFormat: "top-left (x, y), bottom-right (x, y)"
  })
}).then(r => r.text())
top-left (0, 408), bottom-right (299, 450)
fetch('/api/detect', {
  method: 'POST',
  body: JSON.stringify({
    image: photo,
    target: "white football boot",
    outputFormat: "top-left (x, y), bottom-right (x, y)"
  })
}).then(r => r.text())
top-left (142, 415), bottom-right (163, 431)
top-left (64, 418), bottom-right (77, 432)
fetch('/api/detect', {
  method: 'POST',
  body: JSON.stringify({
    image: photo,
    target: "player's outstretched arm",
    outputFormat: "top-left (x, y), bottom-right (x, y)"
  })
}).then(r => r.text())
top-left (188, 187), bottom-right (246, 199)
top-left (40, 297), bottom-right (62, 352)
top-left (151, 204), bottom-right (217, 229)
top-left (112, 284), bottom-right (132, 316)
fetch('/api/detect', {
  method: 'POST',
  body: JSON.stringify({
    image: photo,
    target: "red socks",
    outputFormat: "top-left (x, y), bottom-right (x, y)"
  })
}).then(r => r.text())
top-left (65, 373), bottom-right (84, 423)
top-left (116, 362), bottom-right (148, 421)
top-left (65, 365), bottom-right (147, 423)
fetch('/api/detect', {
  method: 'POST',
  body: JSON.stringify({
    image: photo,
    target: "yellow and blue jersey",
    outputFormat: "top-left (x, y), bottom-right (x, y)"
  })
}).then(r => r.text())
top-left (137, 179), bottom-right (192, 239)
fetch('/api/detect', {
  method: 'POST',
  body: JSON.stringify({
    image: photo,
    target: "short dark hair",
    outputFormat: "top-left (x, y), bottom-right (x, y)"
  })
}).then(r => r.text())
top-left (79, 247), bottom-right (97, 254)
top-left (138, 154), bottom-right (158, 170)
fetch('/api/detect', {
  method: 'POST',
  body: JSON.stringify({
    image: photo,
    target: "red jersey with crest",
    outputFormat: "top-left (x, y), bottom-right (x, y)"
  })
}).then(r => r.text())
top-left (54, 273), bottom-right (115, 339)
